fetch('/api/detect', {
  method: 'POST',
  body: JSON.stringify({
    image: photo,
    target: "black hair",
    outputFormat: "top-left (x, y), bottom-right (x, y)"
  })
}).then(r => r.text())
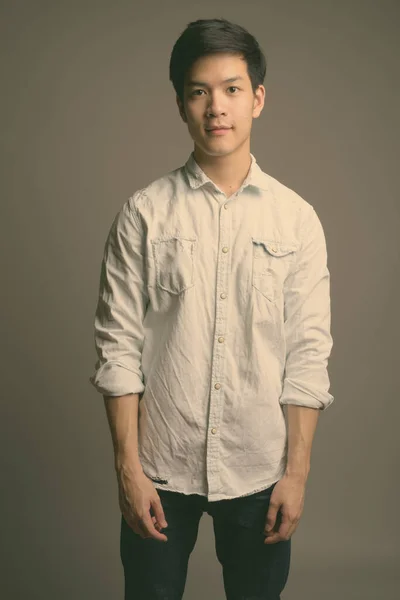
top-left (169, 18), bottom-right (267, 105)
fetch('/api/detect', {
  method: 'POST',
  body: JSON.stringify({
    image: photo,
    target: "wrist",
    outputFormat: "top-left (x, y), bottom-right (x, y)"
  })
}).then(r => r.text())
top-left (114, 455), bottom-right (144, 476)
top-left (284, 465), bottom-right (310, 482)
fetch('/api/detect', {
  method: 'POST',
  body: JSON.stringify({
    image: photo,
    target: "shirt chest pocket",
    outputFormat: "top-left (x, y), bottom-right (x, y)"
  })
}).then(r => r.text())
top-left (151, 235), bottom-right (197, 294)
top-left (251, 237), bottom-right (299, 303)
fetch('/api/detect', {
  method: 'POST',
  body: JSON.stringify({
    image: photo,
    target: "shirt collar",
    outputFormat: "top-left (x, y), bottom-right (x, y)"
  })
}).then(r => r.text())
top-left (183, 150), bottom-right (270, 193)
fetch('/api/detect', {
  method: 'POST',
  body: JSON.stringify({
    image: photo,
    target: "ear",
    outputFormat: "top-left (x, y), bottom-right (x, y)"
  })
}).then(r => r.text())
top-left (253, 85), bottom-right (266, 119)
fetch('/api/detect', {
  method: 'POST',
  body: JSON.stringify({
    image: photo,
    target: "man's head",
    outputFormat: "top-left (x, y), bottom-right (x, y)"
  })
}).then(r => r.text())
top-left (169, 18), bottom-right (267, 160)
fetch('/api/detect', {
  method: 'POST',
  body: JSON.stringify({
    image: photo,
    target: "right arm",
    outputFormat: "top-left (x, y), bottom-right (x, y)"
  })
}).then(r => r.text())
top-left (89, 191), bottom-right (147, 401)
top-left (103, 392), bottom-right (144, 477)
top-left (103, 391), bottom-right (168, 541)
top-left (89, 194), bottom-right (168, 540)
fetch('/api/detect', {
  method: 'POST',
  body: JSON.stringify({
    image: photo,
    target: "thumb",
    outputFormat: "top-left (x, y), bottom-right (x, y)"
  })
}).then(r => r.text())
top-left (152, 496), bottom-right (168, 528)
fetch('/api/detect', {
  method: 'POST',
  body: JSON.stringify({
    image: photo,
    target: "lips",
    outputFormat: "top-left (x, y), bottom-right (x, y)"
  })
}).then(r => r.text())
top-left (205, 126), bottom-right (231, 131)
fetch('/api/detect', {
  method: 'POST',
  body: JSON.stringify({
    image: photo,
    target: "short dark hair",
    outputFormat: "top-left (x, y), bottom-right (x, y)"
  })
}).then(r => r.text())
top-left (169, 18), bottom-right (267, 105)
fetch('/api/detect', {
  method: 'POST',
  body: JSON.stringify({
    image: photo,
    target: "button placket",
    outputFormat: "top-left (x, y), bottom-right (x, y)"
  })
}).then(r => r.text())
top-left (206, 196), bottom-right (234, 490)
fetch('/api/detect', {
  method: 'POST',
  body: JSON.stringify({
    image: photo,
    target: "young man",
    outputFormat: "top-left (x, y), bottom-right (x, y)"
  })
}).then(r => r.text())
top-left (89, 18), bottom-right (334, 600)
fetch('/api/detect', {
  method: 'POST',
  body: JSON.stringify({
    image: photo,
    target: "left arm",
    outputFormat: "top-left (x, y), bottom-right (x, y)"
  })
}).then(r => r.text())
top-left (284, 404), bottom-right (319, 482)
top-left (265, 204), bottom-right (334, 543)
top-left (264, 404), bottom-right (319, 544)
top-left (280, 202), bottom-right (334, 476)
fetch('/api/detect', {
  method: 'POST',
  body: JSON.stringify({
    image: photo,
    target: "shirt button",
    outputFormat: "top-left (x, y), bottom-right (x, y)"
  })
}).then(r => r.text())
top-left (220, 292), bottom-right (227, 299)
top-left (214, 383), bottom-right (221, 390)
top-left (270, 246), bottom-right (277, 253)
top-left (222, 246), bottom-right (229, 253)
top-left (218, 336), bottom-right (224, 343)
top-left (211, 428), bottom-right (217, 434)
top-left (223, 204), bottom-right (228, 209)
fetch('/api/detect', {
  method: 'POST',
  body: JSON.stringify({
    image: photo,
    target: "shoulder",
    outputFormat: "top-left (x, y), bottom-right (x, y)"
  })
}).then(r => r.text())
top-left (264, 172), bottom-right (314, 214)
top-left (128, 165), bottom-right (183, 211)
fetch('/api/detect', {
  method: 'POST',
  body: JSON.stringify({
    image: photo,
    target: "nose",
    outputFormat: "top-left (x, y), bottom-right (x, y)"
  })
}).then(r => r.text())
top-left (206, 93), bottom-right (227, 118)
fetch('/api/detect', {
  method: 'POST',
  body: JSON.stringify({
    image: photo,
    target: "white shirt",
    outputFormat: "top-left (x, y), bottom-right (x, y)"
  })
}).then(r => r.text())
top-left (89, 151), bottom-right (334, 501)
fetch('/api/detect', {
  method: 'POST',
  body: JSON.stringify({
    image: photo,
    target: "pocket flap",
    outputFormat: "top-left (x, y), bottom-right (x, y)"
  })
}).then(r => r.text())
top-left (252, 237), bottom-right (299, 257)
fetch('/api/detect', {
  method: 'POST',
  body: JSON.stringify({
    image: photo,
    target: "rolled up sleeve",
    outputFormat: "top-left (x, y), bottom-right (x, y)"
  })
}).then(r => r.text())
top-left (89, 191), bottom-right (148, 397)
top-left (279, 204), bottom-right (334, 410)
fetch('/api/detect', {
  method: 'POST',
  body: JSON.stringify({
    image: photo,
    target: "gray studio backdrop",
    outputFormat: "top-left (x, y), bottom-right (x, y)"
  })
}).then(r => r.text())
top-left (1, 1), bottom-right (399, 599)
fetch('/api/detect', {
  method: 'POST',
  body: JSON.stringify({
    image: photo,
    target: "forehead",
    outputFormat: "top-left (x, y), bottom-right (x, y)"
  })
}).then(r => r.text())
top-left (185, 54), bottom-right (249, 87)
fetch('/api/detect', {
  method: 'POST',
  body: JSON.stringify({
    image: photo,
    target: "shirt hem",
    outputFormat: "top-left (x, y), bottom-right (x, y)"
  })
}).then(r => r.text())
top-left (153, 474), bottom-right (284, 502)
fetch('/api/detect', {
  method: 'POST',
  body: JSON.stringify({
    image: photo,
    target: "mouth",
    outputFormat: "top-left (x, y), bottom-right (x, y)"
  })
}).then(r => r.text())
top-left (205, 127), bottom-right (232, 135)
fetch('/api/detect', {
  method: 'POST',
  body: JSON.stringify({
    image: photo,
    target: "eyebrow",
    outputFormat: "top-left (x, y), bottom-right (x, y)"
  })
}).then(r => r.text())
top-left (186, 75), bottom-right (245, 87)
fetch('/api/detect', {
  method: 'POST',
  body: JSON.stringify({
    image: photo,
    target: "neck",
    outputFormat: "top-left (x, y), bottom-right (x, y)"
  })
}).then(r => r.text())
top-left (193, 142), bottom-right (252, 193)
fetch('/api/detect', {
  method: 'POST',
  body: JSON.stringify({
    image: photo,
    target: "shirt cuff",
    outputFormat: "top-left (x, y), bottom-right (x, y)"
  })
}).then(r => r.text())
top-left (89, 361), bottom-right (145, 397)
top-left (279, 377), bottom-right (334, 411)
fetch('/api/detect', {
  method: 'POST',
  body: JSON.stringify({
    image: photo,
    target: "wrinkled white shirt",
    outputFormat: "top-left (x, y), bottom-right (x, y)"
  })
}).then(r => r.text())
top-left (89, 151), bottom-right (334, 501)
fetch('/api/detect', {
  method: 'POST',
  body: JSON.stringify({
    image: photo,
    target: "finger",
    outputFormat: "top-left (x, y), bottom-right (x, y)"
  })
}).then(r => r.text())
top-left (151, 516), bottom-right (161, 530)
top-left (153, 498), bottom-right (168, 529)
top-left (151, 515), bottom-right (160, 525)
top-left (264, 534), bottom-right (281, 544)
top-left (138, 520), bottom-right (159, 539)
top-left (264, 519), bottom-right (293, 544)
top-left (141, 512), bottom-right (168, 542)
top-left (127, 517), bottom-right (150, 539)
top-left (276, 514), bottom-right (291, 540)
top-left (263, 529), bottom-right (280, 543)
top-left (264, 527), bottom-right (285, 543)
top-left (264, 509), bottom-right (278, 533)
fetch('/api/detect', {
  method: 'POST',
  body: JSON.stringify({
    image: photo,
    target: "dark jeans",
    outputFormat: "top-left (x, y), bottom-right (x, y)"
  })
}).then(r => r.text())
top-left (120, 480), bottom-right (291, 600)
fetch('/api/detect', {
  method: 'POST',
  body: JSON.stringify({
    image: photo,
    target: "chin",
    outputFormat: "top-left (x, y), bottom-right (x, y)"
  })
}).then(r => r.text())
top-left (196, 145), bottom-right (233, 158)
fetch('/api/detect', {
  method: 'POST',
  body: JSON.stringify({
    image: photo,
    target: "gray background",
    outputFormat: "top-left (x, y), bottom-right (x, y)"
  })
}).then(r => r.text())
top-left (1, 0), bottom-right (399, 598)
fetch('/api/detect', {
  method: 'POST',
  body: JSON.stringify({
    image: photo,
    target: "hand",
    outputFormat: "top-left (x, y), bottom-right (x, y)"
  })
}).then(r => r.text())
top-left (117, 465), bottom-right (169, 543)
top-left (263, 474), bottom-right (306, 544)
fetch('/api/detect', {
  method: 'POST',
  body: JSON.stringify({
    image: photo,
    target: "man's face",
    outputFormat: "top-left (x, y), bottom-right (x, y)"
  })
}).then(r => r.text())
top-left (177, 53), bottom-right (265, 158)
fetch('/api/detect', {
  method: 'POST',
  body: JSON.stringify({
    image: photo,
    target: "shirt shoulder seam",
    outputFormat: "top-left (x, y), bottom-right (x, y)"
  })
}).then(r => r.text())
top-left (127, 188), bottom-right (147, 230)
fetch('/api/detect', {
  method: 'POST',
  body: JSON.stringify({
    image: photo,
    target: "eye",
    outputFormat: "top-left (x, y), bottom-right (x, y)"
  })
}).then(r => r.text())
top-left (191, 86), bottom-right (240, 97)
